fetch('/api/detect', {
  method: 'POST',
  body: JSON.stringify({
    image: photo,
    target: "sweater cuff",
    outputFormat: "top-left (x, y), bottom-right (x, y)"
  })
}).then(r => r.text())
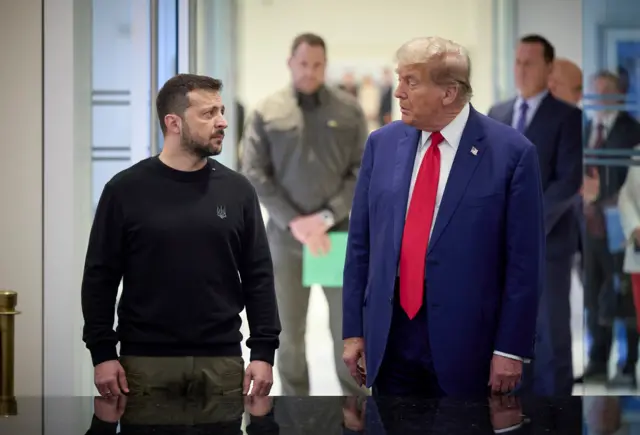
top-left (89, 343), bottom-right (119, 367)
top-left (249, 344), bottom-right (276, 366)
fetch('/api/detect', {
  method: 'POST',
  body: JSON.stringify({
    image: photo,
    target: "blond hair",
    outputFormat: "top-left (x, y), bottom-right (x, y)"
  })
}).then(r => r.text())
top-left (395, 36), bottom-right (473, 102)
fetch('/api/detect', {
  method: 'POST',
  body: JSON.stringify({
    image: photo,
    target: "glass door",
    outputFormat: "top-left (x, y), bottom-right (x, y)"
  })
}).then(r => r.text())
top-left (91, 0), bottom-right (179, 211)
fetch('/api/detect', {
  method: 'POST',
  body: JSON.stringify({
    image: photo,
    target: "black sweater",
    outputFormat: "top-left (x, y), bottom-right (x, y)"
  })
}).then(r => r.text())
top-left (81, 156), bottom-right (280, 366)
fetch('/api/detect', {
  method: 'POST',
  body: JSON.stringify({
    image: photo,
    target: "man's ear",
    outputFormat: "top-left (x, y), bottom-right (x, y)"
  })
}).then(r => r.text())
top-left (164, 114), bottom-right (181, 135)
top-left (442, 86), bottom-right (459, 106)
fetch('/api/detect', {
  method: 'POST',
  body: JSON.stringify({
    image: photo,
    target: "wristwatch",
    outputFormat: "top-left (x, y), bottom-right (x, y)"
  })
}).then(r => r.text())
top-left (319, 209), bottom-right (336, 228)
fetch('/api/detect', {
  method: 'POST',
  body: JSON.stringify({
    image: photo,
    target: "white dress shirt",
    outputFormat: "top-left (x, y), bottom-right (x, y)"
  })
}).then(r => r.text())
top-left (406, 103), bottom-right (528, 363)
top-left (588, 111), bottom-right (619, 148)
top-left (407, 105), bottom-right (468, 230)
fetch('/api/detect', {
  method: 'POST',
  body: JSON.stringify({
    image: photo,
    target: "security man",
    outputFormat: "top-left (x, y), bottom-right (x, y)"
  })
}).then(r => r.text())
top-left (241, 32), bottom-right (368, 396)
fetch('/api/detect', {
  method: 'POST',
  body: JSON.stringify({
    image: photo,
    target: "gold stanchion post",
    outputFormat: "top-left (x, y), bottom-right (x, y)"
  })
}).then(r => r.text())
top-left (0, 290), bottom-right (19, 417)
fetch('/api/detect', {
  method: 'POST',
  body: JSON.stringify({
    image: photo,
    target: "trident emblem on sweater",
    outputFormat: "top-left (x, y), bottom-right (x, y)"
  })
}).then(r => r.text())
top-left (217, 206), bottom-right (227, 219)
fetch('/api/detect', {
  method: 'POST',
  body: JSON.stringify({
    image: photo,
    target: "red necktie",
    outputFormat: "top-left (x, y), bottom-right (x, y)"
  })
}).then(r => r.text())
top-left (399, 131), bottom-right (443, 319)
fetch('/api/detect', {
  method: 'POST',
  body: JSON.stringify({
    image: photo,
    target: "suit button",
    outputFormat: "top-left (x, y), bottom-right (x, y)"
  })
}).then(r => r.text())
top-left (388, 296), bottom-right (393, 304)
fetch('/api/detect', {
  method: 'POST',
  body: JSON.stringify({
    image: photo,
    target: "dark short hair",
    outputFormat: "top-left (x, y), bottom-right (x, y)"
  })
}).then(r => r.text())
top-left (156, 74), bottom-right (223, 135)
top-left (519, 34), bottom-right (555, 64)
top-left (291, 33), bottom-right (326, 56)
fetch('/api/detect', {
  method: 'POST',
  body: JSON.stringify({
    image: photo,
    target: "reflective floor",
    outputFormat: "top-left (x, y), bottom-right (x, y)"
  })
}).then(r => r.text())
top-left (2, 395), bottom-right (586, 434)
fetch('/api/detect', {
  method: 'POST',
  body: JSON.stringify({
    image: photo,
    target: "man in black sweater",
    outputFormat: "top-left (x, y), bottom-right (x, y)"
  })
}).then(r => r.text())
top-left (81, 74), bottom-right (280, 398)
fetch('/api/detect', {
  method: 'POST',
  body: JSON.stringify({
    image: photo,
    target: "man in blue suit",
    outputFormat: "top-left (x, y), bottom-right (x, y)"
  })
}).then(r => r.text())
top-left (488, 35), bottom-right (583, 395)
top-left (342, 36), bottom-right (545, 398)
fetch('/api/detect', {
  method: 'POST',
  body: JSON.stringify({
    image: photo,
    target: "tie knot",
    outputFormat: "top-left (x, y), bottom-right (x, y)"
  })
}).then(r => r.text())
top-left (430, 131), bottom-right (444, 148)
top-left (520, 101), bottom-right (529, 112)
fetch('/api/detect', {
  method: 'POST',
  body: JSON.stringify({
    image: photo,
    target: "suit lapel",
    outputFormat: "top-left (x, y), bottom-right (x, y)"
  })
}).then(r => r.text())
top-left (606, 112), bottom-right (631, 148)
top-left (428, 107), bottom-right (487, 254)
top-left (393, 128), bottom-right (421, 257)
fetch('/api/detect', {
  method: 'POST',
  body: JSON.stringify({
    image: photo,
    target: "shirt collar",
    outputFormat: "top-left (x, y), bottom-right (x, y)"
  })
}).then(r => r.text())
top-left (515, 89), bottom-right (548, 112)
top-left (420, 103), bottom-right (470, 150)
top-left (595, 111), bottom-right (619, 129)
top-left (295, 85), bottom-right (328, 109)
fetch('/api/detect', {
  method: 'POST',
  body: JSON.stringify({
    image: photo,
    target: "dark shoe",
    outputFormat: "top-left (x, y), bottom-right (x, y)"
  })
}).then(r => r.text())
top-left (606, 371), bottom-right (637, 389)
top-left (575, 363), bottom-right (608, 384)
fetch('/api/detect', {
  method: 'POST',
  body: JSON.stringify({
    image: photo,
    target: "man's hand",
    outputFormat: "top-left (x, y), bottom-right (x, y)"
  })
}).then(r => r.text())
top-left (306, 233), bottom-right (331, 256)
top-left (95, 360), bottom-right (129, 397)
top-left (343, 337), bottom-right (366, 387)
top-left (289, 213), bottom-right (328, 243)
top-left (488, 394), bottom-right (524, 431)
top-left (342, 396), bottom-right (367, 431)
top-left (93, 395), bottom-right (127, 423)
top-left (582, 171), bottom-right (600, 203)
top-left (243, 361), bottom-right (274, 396)
top-left (488, 355), bottom-right (522, 394)
top-left (244, 395), bottom-right (273, 416)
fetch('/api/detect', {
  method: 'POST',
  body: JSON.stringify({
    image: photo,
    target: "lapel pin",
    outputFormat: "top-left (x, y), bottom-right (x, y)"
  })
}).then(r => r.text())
top-left (327, 119), bottom-right (338, 128)
top-left (471, 146), bottom-right (478, 156)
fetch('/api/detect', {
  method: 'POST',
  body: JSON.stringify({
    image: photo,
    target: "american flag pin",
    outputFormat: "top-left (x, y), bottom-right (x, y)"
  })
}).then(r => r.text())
top-left (471, 146), bottom-right (478, 156)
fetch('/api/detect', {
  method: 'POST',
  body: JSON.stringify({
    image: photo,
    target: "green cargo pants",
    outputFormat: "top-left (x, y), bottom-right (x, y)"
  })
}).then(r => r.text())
top-left (119, 355), bottom-right (245, 426)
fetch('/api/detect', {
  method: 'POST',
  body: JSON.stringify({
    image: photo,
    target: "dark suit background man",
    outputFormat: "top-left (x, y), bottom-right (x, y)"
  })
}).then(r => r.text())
top-left (488, 35), bottom-right (583, 395)
top-left (549, 58), bottom-right (586, 289)
top-left (549, 58), bottom-right (585, 291)
top-left (342, 36), bottom-right (545, 398)
top-left (549, 58), bottom-right (583, 107)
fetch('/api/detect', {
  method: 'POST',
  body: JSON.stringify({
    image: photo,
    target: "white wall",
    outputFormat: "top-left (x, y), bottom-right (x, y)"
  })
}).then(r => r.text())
top-left (0, 0), bottom-right (44, 398)
top-left (515, 0), bottom-right (583, 67)
top-left (237, 0), bottom-right (496, 114)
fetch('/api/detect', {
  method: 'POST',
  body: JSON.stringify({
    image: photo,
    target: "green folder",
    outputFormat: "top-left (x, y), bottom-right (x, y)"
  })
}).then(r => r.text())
top-left (302, 232), bottom-right (348, 287)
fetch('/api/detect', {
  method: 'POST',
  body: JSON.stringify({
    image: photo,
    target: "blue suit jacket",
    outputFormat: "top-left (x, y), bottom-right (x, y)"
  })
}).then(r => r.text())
top-left (342, 106), bottom-right (546, 396)
top-left (488, 94), bottom-right (583, 258)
